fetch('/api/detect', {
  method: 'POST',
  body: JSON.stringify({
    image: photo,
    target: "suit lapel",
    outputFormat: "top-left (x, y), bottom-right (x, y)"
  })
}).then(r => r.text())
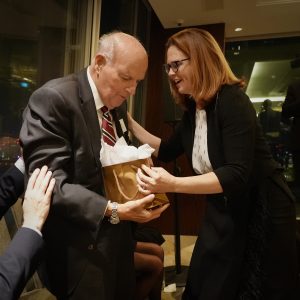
top-left (111, 102), bottom-right (130, 144)
top-left (77, 70), bottom-right (130, 151)
top-left (77, 69), bottom-right (102, 169)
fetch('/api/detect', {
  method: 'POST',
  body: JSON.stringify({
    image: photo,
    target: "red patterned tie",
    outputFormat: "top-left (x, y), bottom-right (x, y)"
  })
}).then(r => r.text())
top-left (101, 106), bottom-right (116, 146)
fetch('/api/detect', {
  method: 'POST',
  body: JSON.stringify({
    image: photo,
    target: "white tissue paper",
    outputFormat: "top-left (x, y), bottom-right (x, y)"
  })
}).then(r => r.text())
top-left (100, 137), bottom-right (154, 167)
top-left (164, 283), bottom-right (177, 293)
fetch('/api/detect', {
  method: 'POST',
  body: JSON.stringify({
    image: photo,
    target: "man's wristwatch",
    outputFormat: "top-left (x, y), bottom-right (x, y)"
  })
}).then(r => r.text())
top-left (109, 202), bottom-right (120, 224)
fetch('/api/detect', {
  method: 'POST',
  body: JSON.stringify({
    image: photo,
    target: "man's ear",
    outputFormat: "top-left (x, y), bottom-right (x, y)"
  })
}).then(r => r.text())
top-left (94, 54), bottom-right (106, 70)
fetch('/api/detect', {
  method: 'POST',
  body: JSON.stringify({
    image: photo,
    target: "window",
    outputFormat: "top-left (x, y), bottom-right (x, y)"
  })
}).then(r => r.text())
top-left (225, 36), bottom-right (300, 113)
top-left (0, 0), bottom-right (94, 174)
top-left (226, 36), bottom-right (300, 184)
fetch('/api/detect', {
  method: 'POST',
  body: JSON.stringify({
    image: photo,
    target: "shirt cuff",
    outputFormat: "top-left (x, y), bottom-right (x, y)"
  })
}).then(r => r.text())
top-left (22, 225), bottom-right (43, 237)
top-left (14, 157), bottom-right (25, 174)
top-left (104, 200), bottom-right (111, 217)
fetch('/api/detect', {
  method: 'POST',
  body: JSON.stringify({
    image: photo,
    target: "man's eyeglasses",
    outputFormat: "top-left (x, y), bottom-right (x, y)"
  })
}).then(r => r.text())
top-left (163, 58), bottom-right (190, 74)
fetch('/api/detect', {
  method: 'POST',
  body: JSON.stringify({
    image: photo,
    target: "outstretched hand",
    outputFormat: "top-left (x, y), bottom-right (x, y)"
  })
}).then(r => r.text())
top-left (22, 166), bottom-right (55, 232)
top-left (136, 164), bottom-right (176, 194)
top-left (118, 194), bottom-right (169, 223)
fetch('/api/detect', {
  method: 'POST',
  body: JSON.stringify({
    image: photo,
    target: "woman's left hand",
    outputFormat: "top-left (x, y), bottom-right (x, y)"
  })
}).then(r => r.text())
top-left (136, 164), bottom-right (176, 194)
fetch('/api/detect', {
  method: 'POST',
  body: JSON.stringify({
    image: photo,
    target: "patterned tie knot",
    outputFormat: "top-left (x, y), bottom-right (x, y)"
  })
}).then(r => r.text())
top-left (101, 106), bottom-right (116, 146)
top-left (101, 106), bottom-right (108, 114)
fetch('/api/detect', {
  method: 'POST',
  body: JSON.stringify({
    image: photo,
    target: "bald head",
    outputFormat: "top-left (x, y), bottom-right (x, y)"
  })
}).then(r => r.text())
top-left (90, 31), bottom-right (148, 110)
top-left (97, 31), bottom-right (148, 63)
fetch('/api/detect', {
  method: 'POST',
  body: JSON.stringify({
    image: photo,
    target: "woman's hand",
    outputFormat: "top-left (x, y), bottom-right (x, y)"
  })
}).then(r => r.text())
top-left (136, 164), bottom-right (176, 194)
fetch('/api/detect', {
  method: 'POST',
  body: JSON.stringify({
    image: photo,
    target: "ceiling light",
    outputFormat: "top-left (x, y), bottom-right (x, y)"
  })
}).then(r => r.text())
top-left (234, 27), bottom-right (243, 32)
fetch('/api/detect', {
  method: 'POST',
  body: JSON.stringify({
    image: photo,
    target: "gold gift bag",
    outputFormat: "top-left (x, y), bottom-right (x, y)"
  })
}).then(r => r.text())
top-left (102, 158), bottom-right (169, 209)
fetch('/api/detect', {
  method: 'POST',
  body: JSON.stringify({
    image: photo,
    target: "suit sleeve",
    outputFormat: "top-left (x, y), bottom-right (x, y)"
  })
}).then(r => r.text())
top-left (0, 227), bottom-right (44, 300)
top-left (20, 86), bottom-right (107, 231)
top-left (0, 165), bottom-right (24, 218)
top-left (213, 89), bottom-right (258, 196)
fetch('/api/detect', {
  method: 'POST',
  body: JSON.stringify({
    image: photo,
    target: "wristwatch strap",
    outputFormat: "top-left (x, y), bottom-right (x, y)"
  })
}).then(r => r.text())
top-left (109, 202), bottom-right (120, 224)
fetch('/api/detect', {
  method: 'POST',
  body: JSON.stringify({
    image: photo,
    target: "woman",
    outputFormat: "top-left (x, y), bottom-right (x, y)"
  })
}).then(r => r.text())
top-left (128, 28), bottom-right (298, 300)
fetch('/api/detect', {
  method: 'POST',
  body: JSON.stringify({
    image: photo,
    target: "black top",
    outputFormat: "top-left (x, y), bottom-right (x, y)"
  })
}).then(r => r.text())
top-left (157, 84), bottom-right (292, 300)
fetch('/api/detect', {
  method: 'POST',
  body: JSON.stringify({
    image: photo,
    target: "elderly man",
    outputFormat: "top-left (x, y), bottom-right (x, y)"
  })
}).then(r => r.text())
top-left (20, 32), bottom-right (168, 299)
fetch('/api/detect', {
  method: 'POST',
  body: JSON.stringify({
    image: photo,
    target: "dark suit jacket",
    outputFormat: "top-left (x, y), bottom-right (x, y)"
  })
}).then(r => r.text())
top-left (258, 108), bottom-right (281, 134)
top-left (0, 227), bottom-right (44, 300)
top-left (0, 165), bottom-right (24, 217)
top-left (0, 165), bottom-right (44, 300)
top-left (282, 80), bottom-right (300, 150)
top-left (20, 68), bottom-right (135, 299)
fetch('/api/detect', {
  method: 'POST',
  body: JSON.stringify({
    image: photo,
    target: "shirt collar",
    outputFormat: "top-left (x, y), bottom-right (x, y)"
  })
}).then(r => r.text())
top-left (87, 67), bottom-right (105, 111)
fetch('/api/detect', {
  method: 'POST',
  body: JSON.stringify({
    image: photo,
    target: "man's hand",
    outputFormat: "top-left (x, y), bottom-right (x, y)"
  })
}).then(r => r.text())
top-left (108, 194), bottom-right (169, 223)
top-left (22, 166), bottom-right (55, 232)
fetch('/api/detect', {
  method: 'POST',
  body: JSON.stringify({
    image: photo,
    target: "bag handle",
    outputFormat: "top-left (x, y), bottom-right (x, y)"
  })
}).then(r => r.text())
top-left (113, 165), bottom-right (139, 201)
